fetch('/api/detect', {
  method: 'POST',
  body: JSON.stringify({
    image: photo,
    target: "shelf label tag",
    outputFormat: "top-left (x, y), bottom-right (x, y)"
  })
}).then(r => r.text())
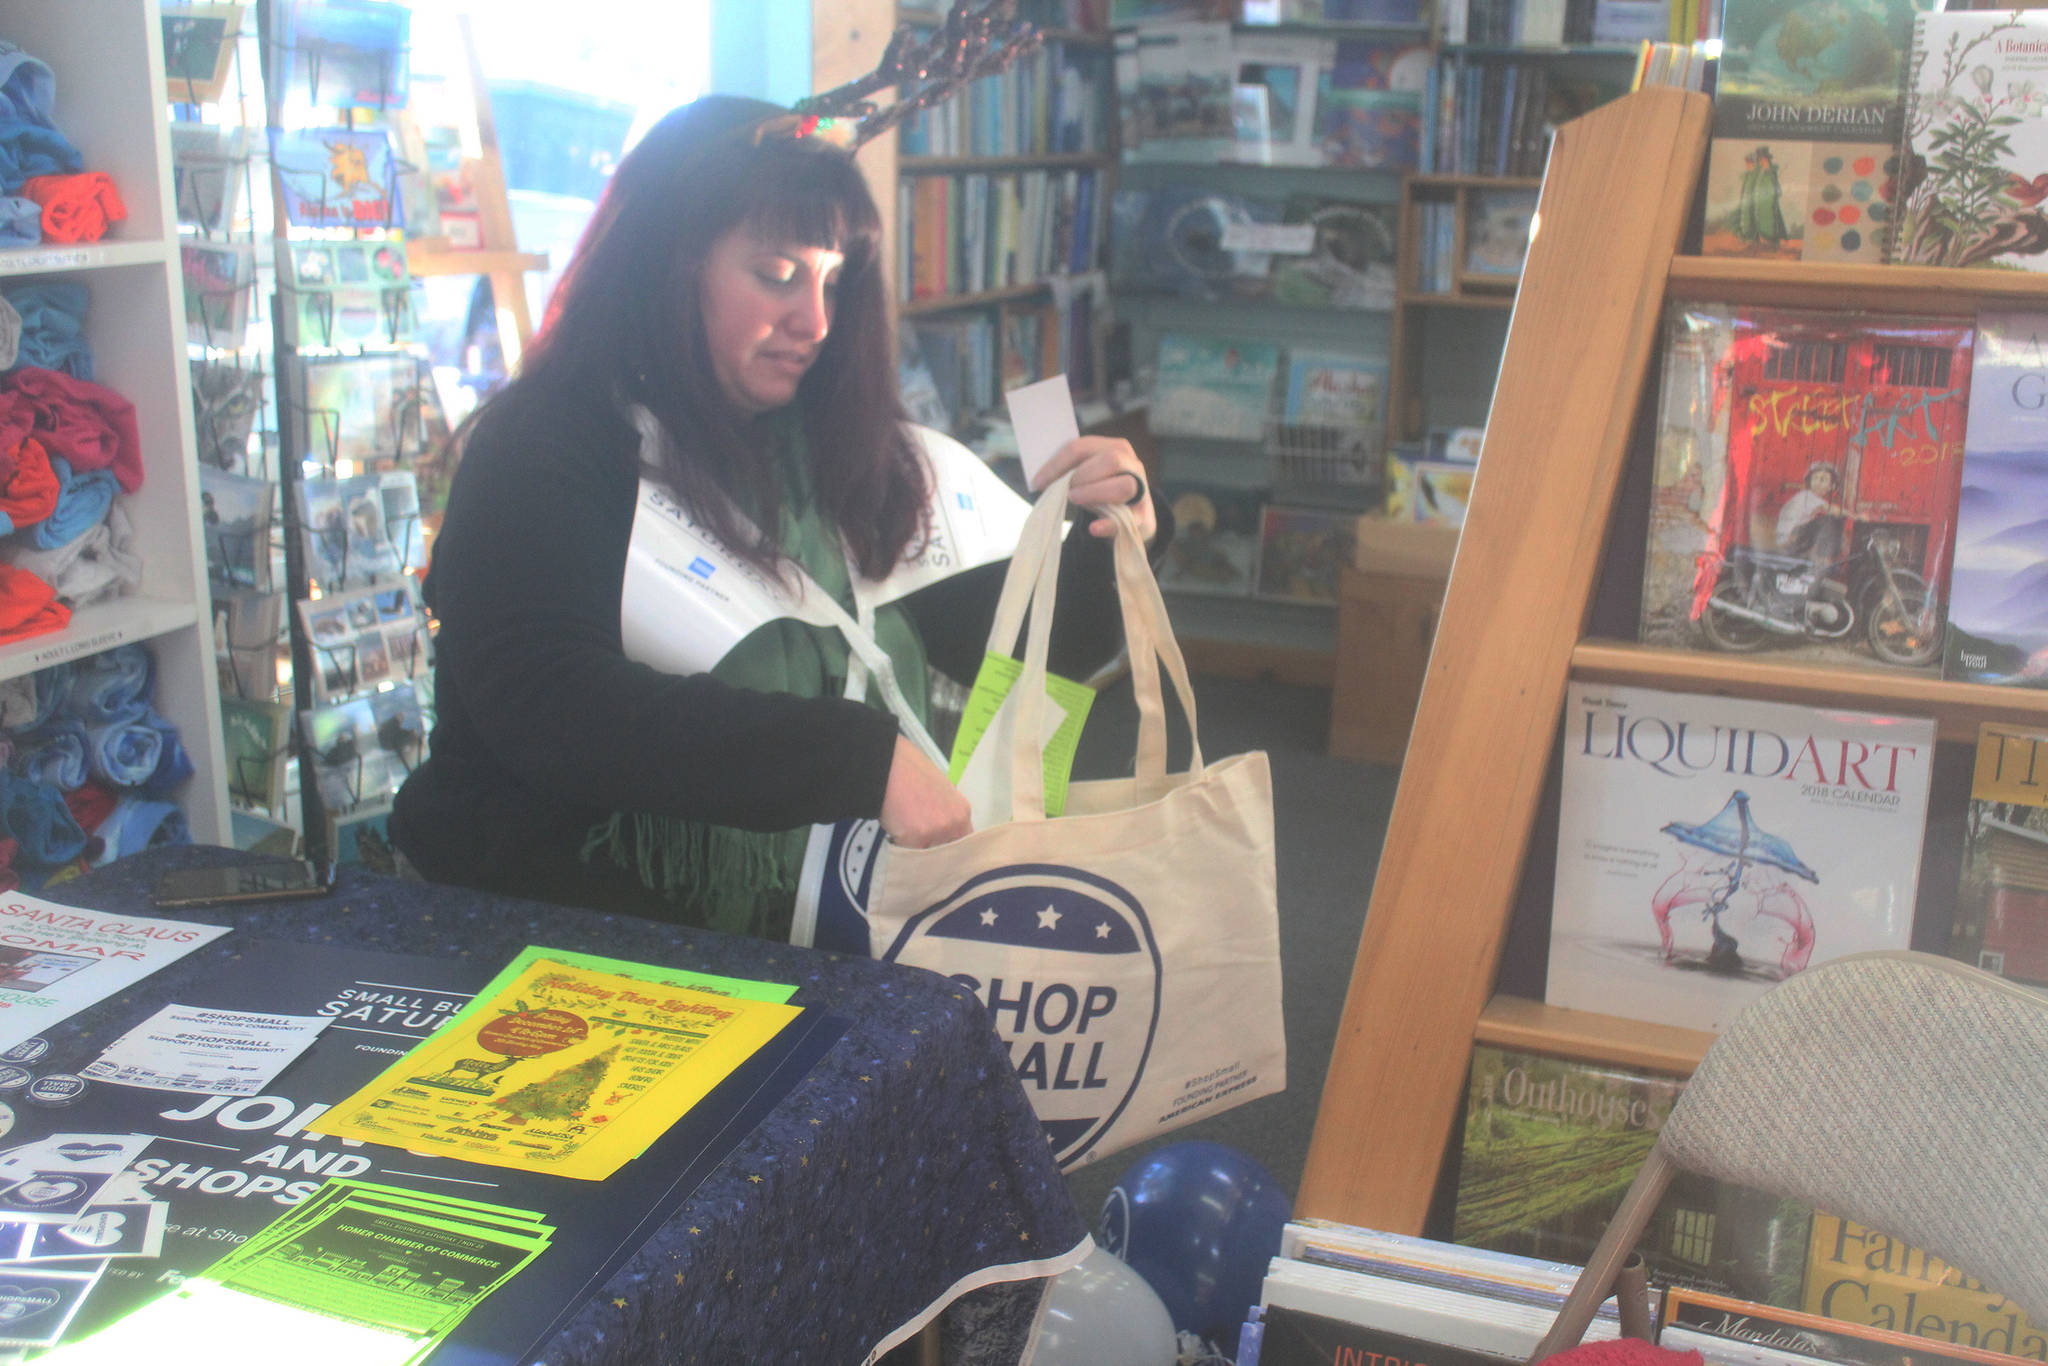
top-left (1219, 223), bottom-right (1316, 255)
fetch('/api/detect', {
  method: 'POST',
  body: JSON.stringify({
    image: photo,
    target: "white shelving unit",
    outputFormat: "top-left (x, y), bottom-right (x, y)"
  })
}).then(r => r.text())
top-left (0, 0), bottom-right (230, 845)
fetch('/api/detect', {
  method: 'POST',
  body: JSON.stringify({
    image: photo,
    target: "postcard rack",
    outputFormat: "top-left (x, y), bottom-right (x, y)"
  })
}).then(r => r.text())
top-left (1297, 84), bottom-right (2048, 1234)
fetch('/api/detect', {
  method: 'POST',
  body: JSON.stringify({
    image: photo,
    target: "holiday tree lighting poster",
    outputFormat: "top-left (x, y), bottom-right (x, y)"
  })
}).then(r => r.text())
top-left (312, 956), bottom-right (802, 1180)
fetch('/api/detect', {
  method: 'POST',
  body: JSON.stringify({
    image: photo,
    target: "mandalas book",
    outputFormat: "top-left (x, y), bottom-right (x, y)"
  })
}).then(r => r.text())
top-left (1546, 681), bottom-right (1933, 1033)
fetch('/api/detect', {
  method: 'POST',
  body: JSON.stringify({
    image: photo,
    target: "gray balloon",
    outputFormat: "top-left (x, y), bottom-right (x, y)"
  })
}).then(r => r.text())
top-left (1034, 1245), bottom-right (1178, 1366)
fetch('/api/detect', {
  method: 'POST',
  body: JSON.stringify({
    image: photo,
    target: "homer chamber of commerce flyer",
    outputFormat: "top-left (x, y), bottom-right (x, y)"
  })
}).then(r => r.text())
top-left (0, 895), bottom-right (230, 1054)
top-left (310, 957), bottom-right (805, 1180)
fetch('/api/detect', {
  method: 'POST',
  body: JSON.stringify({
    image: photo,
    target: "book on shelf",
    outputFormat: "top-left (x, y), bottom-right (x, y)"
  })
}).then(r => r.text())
top-left (1891, 10), bottom-right (2048, 272)
top-left (1157, 481), bottom-right (1263, 597)
top-left (1259, 1254), bottom-right (1629, 1362)
top-left (1150, 331), bottom-right (1280, 440)
top-left (911, 314), bottom-right (1000, 429)
top-left (1257, 505), bottom-right (1357, 605)
top-left (1386, 455), bottom-right (1474, 526)
top-left (899, 168), bottom-right (1100, 302)
top-left (1284, 350), bottom-right (1387, 445)
top-left (1255, 1302), bottom-right (1544, 1366)
top-left (1128, 21), bottom-right (1238, 162)
top-left (1950, 721), bottom-right (2048, 990)
top-left (1426, 53), bottom-right (1626, 177)
top-left (1546, 681), bottom-right (1935, 1033)
top-left (1271, 194), bottom-right (1399, 311)
top-left (898, 324), bottom-right (955, 434)
top-left (899, 37), bottom-right (1110, 158)
top-left (1234, 33), bottom-right (1333, 167)
top-left (1804, 1213), bottom-right (2047, 1360)
top-left (1660, 1283), bottom-right (2044, 1366)
top-left (1699, 0), bottom-right (1926, 263)
top-left (1111, 185), bottom-right (1282, 302)
top-left (1453, 1043), bottom-right (1813, 1306)
top-left (1426, 426), bottom-right (1486, 465)
top-left (1636, 303), bottom-right (1972, 675)
top-left (1945, 311), bottom-right (2048, 688)
top-left (1315, 86), bottom-right (1423, 171)
top-left (1462, 187), bottom-right (1539, 280)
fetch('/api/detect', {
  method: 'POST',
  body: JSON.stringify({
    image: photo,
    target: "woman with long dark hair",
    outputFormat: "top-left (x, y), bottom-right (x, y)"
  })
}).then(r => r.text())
top-left (389, 95), bottom-right (1159, 937)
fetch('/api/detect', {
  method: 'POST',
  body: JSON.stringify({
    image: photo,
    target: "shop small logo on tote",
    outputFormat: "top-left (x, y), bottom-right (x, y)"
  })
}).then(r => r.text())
top-left (881, 865), bottom-right (1162, 1167)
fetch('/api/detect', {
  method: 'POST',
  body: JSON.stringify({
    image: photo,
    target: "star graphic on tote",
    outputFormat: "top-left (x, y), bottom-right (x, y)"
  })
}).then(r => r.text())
top-left (979, 907), bottom-right (998, 926)
top-left (1037, 905), bottom-right (1061, 930)
top-left (1095, 921), bottom-right (1111, 939)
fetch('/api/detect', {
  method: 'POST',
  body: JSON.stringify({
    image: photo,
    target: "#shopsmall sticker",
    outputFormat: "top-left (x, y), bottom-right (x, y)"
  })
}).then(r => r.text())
top-left (880, 865), bottom-right (1161, 1168)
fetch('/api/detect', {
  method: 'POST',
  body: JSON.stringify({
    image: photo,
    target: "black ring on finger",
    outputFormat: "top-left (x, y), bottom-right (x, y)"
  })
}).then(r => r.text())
top-left (1124, 471), bottom-right (1147, 507)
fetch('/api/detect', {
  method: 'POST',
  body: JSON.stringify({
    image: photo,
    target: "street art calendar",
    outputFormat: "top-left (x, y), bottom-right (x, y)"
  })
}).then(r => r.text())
top-left (1546, 682), bottom-right (1934, 1033)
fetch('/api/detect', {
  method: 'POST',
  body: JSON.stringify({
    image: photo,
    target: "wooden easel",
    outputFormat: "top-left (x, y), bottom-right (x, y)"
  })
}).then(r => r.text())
top-left (1296, 89), bottom-right (1714, 1232)
top-left (1296, 82), bottom-right (2048, 1238)
top-left (403, 13), bottom-right (547, 368)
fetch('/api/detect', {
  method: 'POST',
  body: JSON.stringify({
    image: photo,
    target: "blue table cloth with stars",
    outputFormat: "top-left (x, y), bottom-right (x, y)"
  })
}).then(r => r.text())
top-left (39, 845), bottom-right (1090, 1365)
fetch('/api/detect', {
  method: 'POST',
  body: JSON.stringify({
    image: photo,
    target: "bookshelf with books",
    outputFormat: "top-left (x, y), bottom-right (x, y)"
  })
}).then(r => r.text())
top-left (895, 8), bottom-right (1120, 446)
top-left (1111, 10), bottom-right (1438, 682)
top-left (0, 0), bottom-right (234, 850)
top-left (1296, 86), bottom-right (2048, 1265)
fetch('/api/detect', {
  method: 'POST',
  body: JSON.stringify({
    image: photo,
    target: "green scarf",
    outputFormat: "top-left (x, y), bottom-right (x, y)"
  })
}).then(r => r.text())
top-left (583, 419), bottom-right (930, 939)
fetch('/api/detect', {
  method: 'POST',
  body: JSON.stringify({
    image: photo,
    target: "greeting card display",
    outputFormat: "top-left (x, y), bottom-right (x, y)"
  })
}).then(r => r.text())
top-left (278, 237), bottom-right (415, 349)
top-left (180, 242), bottom-right (257, 348)
top-left (268, 127), bottom-right (404, 230)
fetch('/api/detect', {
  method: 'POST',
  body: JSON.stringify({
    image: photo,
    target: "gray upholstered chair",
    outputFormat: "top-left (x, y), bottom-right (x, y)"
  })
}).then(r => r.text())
top-left (1528, 950), bottom-right (2048, 1362)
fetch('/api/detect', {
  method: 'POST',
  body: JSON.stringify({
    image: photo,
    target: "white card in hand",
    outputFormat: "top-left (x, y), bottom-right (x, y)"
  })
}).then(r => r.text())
top-left (1004, 375), bottom-right (1081, 488)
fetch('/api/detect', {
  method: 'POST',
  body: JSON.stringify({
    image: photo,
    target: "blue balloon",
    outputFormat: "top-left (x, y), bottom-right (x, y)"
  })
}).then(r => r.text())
top-left (1097, 1140), bottom-right (1292, 1344)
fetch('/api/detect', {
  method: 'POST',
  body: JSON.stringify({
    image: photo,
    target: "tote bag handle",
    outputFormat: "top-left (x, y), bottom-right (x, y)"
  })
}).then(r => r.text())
top-left (982, 476), bottom-right (1204, 821)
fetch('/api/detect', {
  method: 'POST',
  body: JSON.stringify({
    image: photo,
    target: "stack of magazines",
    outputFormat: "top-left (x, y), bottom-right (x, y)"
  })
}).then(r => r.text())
top-left (1242, 1220), bottom-right (2044, 1366)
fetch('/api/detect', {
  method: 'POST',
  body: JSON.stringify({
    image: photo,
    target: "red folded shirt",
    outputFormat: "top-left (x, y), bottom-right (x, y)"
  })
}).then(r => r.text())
top-left (4, 367), bottom-right (143, 493)
top-left (0, 434), bottom-right (59, 531)
top-left (1537, 1339), bottom-right (1703, 1366)
top-left (0, 562), bottom-right (70, 644)
top-left (63, 781), bottom-right (118, 839)
top-left (19, 172), bottom-right (127, 245)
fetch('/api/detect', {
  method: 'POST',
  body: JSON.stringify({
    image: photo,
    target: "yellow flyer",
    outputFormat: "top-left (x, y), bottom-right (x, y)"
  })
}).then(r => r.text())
top-left (310, 959), bottom-right (801, 1180)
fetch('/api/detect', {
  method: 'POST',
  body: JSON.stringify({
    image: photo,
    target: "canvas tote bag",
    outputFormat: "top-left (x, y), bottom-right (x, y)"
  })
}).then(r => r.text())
top-left (844, 474), bottom-right (1286, 1171)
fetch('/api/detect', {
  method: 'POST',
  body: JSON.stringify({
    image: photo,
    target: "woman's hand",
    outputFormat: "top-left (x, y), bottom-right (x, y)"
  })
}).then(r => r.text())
top-left (1032, 435), bottom-right (1157, 542)
top-left (880, 734), bottom-right (973, 848)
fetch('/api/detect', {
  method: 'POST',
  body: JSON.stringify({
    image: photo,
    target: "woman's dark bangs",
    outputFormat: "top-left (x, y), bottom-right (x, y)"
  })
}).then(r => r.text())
top-left (743, 150), bottom-right (881, 265)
